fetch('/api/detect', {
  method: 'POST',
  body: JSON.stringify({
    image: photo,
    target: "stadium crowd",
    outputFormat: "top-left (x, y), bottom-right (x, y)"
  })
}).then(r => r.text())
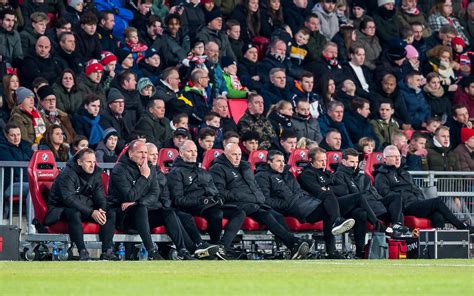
top-left (1, 0), bottom-right (474, 260)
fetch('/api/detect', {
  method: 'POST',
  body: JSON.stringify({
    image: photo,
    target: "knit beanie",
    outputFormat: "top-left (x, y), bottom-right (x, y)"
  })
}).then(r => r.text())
top-left (85, 59), bottom-right (104, 76)
top-left (137, 77), bottom-right (155, 94)
top-left (100, 51), bottom-right (117, 66)
top-left (221, 56), bottom-right (236, 68)
top-left (378, 0), bottom-right (395, 6)
top-left (205, 8), bottom-right (222, 24)
top-left (242, 42), bottom-right (257, 55)
top-left (68, 0), bottom-right (83, 9)
top-left (15, 87), bottom-right (35, 105)
top-left (37, 85), bottom-right (55, 101)
top-left (387, 45), bottom-right (407, 62)
top-left (461, 128), bottom-right (474, 144)
top-left (405, 45), bottom-right (419, 59)
top-left (107, 88), bottom-right (124, 104)
top-left (103, 128), bottom-right (119, 143)
top-left (144, 47), bottom-right (159, 59)
top-left (351, 0), bottom-right (367, 9)
top-left (116, 48), bottom-right (132, 64)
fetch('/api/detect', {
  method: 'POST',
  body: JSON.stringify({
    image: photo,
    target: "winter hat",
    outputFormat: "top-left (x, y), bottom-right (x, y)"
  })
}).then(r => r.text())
top-left (137, 77), bottom-right (156, 94)
top-left (378, 0), bottom-right (395, 7)
top-left (103, 127), bottom-right (119, 143)
top-left (351, 0), bottom-right (367, 9)
top-left (173, 127), bottom-right (190, 138)
top-left (452, 37), bottom-right (466, 49)
top-left (15, 87), bottom-right (35, 105)
top-left (100, 51), bottom-right (117, 66)
top-left (386, 45), bottom-right (407, 62)
top-left (116, 48), bottom-right (132, 65)
top-left (201, 0), bottom-right (213, 4)
top-left (85, 59), bottom-right (104, 76)
top-left (461, 128), bottom-right (474, 144)
top-left (405, 45), bottom-right (419, 59)
top-left (107, 88), bottom-right (125, 104)
top-left (37, 85), bottom-right (55, 101)
top-left (242, 42), bottom-right (257, 55)
top-left (221, 56), bottom-right (236, 68)
top-left (68, 0), bottom-right (83, 9)
top-left (144, 47), bottom-right (159, 59)
top-left (205, 8), bottom-right (222, 24)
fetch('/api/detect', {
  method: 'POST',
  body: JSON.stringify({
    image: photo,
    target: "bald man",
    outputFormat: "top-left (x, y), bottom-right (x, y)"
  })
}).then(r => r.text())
top-left (209, 143), bottom-right (311, 259)
top-left (167, 140), bottom-right (246, 259)
top-left (108, 140), bottom-right (195, 260)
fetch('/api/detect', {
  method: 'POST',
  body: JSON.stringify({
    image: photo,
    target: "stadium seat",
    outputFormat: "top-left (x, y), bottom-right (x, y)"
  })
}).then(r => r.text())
top-left (151, 226), bottom-right (167, 234)
top-left (101, 172), bottom-right (110, 195)
top-left (228, 99), bottom-right (248, 123)
top-left (364, 152), bottom-right (384, 183)
top-left (248, 150), bottom-right (268, 173)
top-left (27, 150), bottom-right (99, 234)
top-left (403, 130), bottom-right (416, 140)
top-left (326, 151), bottom-right (342, 172)
top-left (241, 217), bottom-right (265, 231)
top-left (284, 217), bottom-right (323, 231)
top-left (158, 148), bottom-right (179, 175)
top-left (201, 149), bottom-right (224, 170)
top-left (288, 149), bottom-right (309, 177)
top-left (404, 216), bottom-right (432, 230)
top-left (193, 217), bottom-right (229, 231)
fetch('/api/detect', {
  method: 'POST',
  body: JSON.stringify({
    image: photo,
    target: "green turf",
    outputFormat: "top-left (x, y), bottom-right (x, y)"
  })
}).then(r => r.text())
top-left (1, 260), bottom-right (473, 295)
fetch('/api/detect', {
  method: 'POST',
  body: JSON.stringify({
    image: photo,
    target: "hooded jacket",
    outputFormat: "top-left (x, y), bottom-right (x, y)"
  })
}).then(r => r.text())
top-left (45, 156), bottom-right (106, 225)
top-left (312, 3), bottom-right (339, 40)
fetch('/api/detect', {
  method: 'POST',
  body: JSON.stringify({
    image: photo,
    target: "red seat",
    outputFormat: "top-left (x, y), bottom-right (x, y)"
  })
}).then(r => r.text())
top-left (101, 172), bottom-right (110, 195)
top-left (403, 130), bottom-right (416, 140)
top-left (326, 151), bottom-right (342, 172)
top-left (248, 150), bottom-right (268, 173)
top-left (285, 217), bottom-right (323, 231)
top-left (404, 216), bottom-right (432, 230)
top-left (228, 99), bottom-right (248, 123)
top-left (27, 150), bottom-right (99, 234)
top-left (241, 217), bottom-right (264, 231)
top-left (151, 226), bottom-right (167, 234)
top-left (288, 149), bottom-right (309, 177)
top-left (364, 152), bottom-right (384, 184)
top-left (201, 149), bottom-right (224, 170)
top-left (158, 148), bottom-right (179, 175)
top-left (193, 216), bottom-right (229, 231)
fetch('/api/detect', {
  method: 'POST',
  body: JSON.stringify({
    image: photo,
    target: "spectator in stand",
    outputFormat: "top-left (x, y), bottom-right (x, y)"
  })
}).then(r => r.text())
top-left (230, 0), bottom-right (263, 43)
top-left (343, 97), bottom-right (378, 147)
top-left (72, 94), bottom-right (106, 148)
top-left (453, 128), bottom-right (474, 170)
top-left (375, 44), bottom-right (411, 85)
top-left (290, 27), bottom-right (311, 67)
top-left (114, 48), bottom-right (136, 76)
top-left (163, 127), bottom-right (190, 149)
top-left (179, 0), bottom-right (205, 40)
top-left (100, 51), bottom-right (118, 90)
top-left (425, 24), bottom-right (457, 52)
top-left (53, 69), bottom-right (85, 116)
top-left (95, 127), bottom-right (119, 163)
top-left (156, 67), bottom-right (182, 119)
top-left (221, 56), bottom-right (248, 99)
top-left (211, 96), bottom-right (238, 133)
top-left (122, 27), bottom-right (148, 63)
top-left (139, 15), bottom-right (169, 63)
top-left (312, 0), bottom-right (339, 41)
top-left (196, 127), bottom-right (216, 164)
top-left (137, 77), bottom-right (156, 108)
top-left (315, 76), bottom-right (337, 116)
top-left (374, 73), bottom-right (410, 129)
top-left (97, 10), bottom-right (120, 54)
top-left (200, 112), bottom-right (224, 148)
top-left (391, 129), bottom-right (409, 158)
top-left (8, 87), bottom-right (49, 145)
top-left (38, 124), bottom-right (70, 162)
top-left (355, 17), bottom-right (382, 71)
top-left (223, 131), bottom-right (240, 147)
top-left (342, 45), bottom-right (374, 102)
top-left (427, 126), bottom-right (458, 170)
top-left (172, 113), bottom-right (189, 130)
top-left (0, 8), bottom-right (23, 67)
top-left (405, 132), bottom-right (429, 171)
top-left (290, 71), bottom-right (322, 119)
top-left (267, 100), bottom-right (294, 140)
top-left (397, 0), bottom-right (431, 38)
top-left (79, 59), bottom-right (106, 106)
top-left (453, 77), bottom-right (474, 117)
top-left (370, 99), bottom-right (400, 149)
top-left (318, 100), bottom-right (353, 149)
top-left (423, 72), bottom-right (452, 120)
top-left (372, 0), bottom-right (399, 45)
top-left (0, 74), bottom-right (19, 124)
top-left (37, 85), bottom-right (75, 144)
top-left (270, 129), bottom-right (298, 161)
top-left (48, 18), bottom-right (73, 53)
top-left (181, 68), bottom-right (212, 127)
top-left (74, 12), bottom-right (102, 63)
top-left (331, 25), bottom-right (355, 66)
top-left (261, 68), bottom-right (293, 112)
top-left (320, 129), bottom-right (342, 152)
top-left (116, 70), bottom-right (143, 120)
top-left (259, 39), bottom-right (303, 86)
top-left (459, 2), bottom-right (474, 49)
top-left (411, 21), bottom-right (429, 63)
top-left (62, 0), bottom-right (83, 28)
top-left (204, 41), bottom-right (227, 97)
top-left (336, 79), bottom-right (357, 111)
top-left (69, 135), bottom-right (89, 157)
top-left (424, 45), bottom-right (458, 92)
top-left (20, 12), bottom-right (48, 55)
top-left (428, 0), bottom-right (469, 46)
top-left (237, 43), bottom-right (262, 92)
top-left (285, 0), bottom-right (312, 35)
top-left (291, 98), bottom-right (323, 144)
top-left (128, 0), bottom-right (152, 37)
top-left (303, 14), bottom-right (327, 63)
top-left (132, 97), bottom-right (172, 150)
top-left (447, 104), bottom-right (473, 149)
top-left (399, 71), bottom-right (431, 129)
top-left (304, 42), bottom-right (344, 85)
top-left (238, 93), bottom-right (276, 150)
top-left (45, 148), bottom-right (117, 261)
top-left (162, 13), bottom-right (190, 67)
top-left (240, 131), bottom-right (259, 161)
top-left (53, 32), bottom-right (84, 75)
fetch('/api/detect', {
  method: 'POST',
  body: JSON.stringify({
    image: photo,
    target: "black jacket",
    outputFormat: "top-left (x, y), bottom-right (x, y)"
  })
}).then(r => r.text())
top-left (374, 164), bottom-right (424, 209)
top-left (53, 47), bottom-right (84, 75)
top-left (255, 164), bottom-right (320, 222)
top-left (167, 157), bottom-right (220, 210)
top-left (132, 111), bottom-right (172, 150)
top-left (99, 107), bottom-right (136, 151)
top-left (237, 57), bottom-right (262, 92)
top-left (0, 134), bottom-right (33, 190)
top-left (96, 25), bottom-right (120, 54)
top-left (74, 29), bottom-right (102, 63)
top-left (116, 84), bottom-right (143, 121)
top-left (19, 51), bottom-right (63, 89)
top-left (209, 154), bottom-right (266, 207)
top-left (299, 165), bottom-right (341, 198)
top-left (45, 156), bottom-right (106, 225)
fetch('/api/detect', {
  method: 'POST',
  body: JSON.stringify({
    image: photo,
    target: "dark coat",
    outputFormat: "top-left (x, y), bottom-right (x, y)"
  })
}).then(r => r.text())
top-left (255, 164), bottom-right (320, 222)
top-left (53, 47), bottom-right (84, 75)
top-left (398, 81), bottom-right (431, 129)
top-left (116, 84), bottom-right (143, 121)
top-left (341, 62), bottom-right (374, 100)
top-left (0, 134), bottom-right (32, 189)
top-left (304, 58), bottom-right (345, 85)
top-left (209, 154), bottom-right (266, 207)
top-left (132, 111), bottom-right (172, 150)
top-left (423, 88), bottom-right (451, 119)
top-left (427, 145), bottom-right (458, 171)
top-left (18, 52), bottom-right (63, 89)
top-left (453, 144), bottom-right (474, 171)
top-left (373, 87), bottom-right (410, 126)
top-left (74, 29), bottom-right (102, 63)
top-left (283, 0), bottom-right (311, 34)
top-left (53, 82), bottom-right (87, 116)
top-left (318, 114), bottom-right (354, 149)
top-left (261, 83), bottom-right (293, 112)
top-left (71, 107), bottom-right (106, 145)
top-left (237, 57), bottom-right (262, 92)
top-left (99, 107), bottom-right (136, 150)
top-left (291, 113), bottom-right (323, 144)
top-left (372, 8), bottom-right (400, 45)
top-left (181, 88), bottom-right (211, 127)
top-left (343, 111), bottom-right (379, 147)
top-left (96, 25), bottom-right (120, 54)
top-left (267, 111), bottom-right (294, 138)
top-left (259, 53), bottom-right (303, 86)
top-left (299, 165), bottom-right (339, 198)
top-left (45, 157), bottom-right (106, 225)
top-left (374, 164), bottom-right (424, 209)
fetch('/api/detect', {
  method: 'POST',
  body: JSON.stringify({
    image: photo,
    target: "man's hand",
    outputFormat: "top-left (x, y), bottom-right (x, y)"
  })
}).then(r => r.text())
top-left (139, 163), bottom-right (151, 178)
top-left (414, 148), bottom-right (428, 157)
top-left (401, 124), bottom-right (412, 130)
top-left (400, 144), bottom-right (409, 157)
top-left (92, 209), bottom-right (106, 225)
top-left (121, 202), bottom-right (136, 211)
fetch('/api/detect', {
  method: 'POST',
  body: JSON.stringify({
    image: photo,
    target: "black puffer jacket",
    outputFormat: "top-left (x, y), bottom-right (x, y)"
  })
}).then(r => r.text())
top-left (374, 164), bottom-right (424, 209)
top-left (209, 154), bottom-right (265, 206)
top-left (167, 157), bottom-right (220, 209)
top-left (298, 165), bottom-right (341, 198)
top-left (132, 111), bottom-right (172, 150)
top-left (255, 164), bottom-right (320, 221)
top-left (45, 156), bottom-right (106, 225)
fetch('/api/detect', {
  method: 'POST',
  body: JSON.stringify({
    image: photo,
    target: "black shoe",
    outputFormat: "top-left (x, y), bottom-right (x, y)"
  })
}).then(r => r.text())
top-left (326, 252), bottom-right (346, 259)
top-left (79, 249), bottom-right (90, 261)
top-left (392, 223), bottom-right (411, 237)
top-left (215, 245), bottom-right (228, 260)
top-left (149, 248), bottom-right (164, 260)
top-left (331, 218), bottom-right (355, 235)
top-left (194, 242), bottom-right (219, 259)
top-left (177, 249), bottom-right (197, 260)
top-left (100, 248), bottom-right (119, 261)
top-left (291, 240), bottom-right (310, 260)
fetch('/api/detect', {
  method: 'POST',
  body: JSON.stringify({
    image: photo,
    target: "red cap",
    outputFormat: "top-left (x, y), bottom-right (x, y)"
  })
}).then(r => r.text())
top-left (461, 128), bottom-right (474, 144)
top-left (100, 51), bottom-right (117, 66)
top-left (85, 59), bottom-right (104, 76)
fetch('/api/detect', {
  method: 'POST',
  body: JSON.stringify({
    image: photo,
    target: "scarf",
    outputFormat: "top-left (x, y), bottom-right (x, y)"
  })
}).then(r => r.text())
top-left (40, 108), bottom-right (60, 125)
top-left (423, 84), bottom-right (445, 98)
top-left (20, 106), bottom-right (46, 144)
top-left (81, 114), bottom-right (104, 145)
top-left (402, 6), bottom-right (419, 15)
top-left (323, 54), bottom-right (339, 68)
top-left (229, 73), bottom-right (243, 90)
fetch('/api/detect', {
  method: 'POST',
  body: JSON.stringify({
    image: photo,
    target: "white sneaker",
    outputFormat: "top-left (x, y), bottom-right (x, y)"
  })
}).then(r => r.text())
top-left (331, 218), bottom-right (355, 235)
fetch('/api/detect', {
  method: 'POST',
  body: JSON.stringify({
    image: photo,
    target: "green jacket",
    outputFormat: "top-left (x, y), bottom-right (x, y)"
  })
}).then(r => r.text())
top-left (223, 72), bottom-right (247, 99)
top-left (427, 145), bottom-right (458, 171)
top-left (8, 106), bottom-right (51, 144)
top-left (370, 118), bottom-right (400, 149)
top-left (237, 110), bottom-right (277, 150)
top-left (53, 82), bottom-right (87, 116)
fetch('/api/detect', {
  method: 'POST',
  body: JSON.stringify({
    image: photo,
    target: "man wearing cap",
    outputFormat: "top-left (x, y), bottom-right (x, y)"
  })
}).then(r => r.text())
top-left (19, 36), bottom-right (63, 89)
top-left (37, 85), bottom-right (76, 144)
top-left (132, 97), bottom-right (172, 149)
top-left (311, 0), bottom-right (339, 41)
top-left (79, 59), bottom-right (107, 107)
top-left (163, 127), bottom-right (190, 149)
top-left (54, 31), bottom-right (84, 75)
top-left (74, 12), bottom-right (102, 63)
top-left (196, 8), bottom-right (236, 61)
top-left (372, 0), bottom-right (400, 45)
top-left (138, 48), bottom-right (161, 84)
top-left (454, 128), bottom-right (474, 170)
top-left (8, 87), bottom-right (49, 144)
top-left (237, 43), bottom-right (262, 92)
top-left (100, 88), bottom-right (136, 151)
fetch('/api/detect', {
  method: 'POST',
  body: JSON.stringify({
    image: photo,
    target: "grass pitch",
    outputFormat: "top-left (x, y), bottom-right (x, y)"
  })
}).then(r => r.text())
top-left (1, 260), bottom-right (473, 295)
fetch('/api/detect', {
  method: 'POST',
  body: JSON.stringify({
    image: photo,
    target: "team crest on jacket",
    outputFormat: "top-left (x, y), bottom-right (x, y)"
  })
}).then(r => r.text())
top-left (393, 176), bottom-right (399, 183)
top-left (350, 181), bottom-right (357, 188)
top-left (232, 171), bottom-right (238, 178)
top-left (188, 176), bottom-right (193, 184)
top-left (319, 175), bottom-right (325, 183)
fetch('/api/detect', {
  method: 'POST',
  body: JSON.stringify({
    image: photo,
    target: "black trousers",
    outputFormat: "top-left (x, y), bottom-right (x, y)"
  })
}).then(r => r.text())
top-left (175, 210), bottom-right (204, 251)
top-left (404, 198), bottom-right (465, 229)
top-left (184, 206), bottom-right (246, 249)
top-left (121, 205), bottom-right (186, 252)
top-left (382, 194), bottom-right (404, 224)
top-left (61, 207), bottom-right (115, 252)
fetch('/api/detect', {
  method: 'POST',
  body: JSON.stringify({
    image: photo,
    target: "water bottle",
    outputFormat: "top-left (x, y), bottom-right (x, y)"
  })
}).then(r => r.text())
top-left (52, 242), bottom-right (59, 261)
top-left (138, 243), bottom-right (148, 261)
top-left (118, 243), bottom-right (126, 261)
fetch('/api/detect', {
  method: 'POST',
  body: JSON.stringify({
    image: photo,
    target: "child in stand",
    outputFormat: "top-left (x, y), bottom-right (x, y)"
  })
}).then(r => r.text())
top-left (95, 128), bottom-right (119, 163)
top-left (100, 51), bottom-right (117, 90)
top-left (406, 132), bottom-right (428, 170)
top-left (123, 27), bottom-right (148, 63)
top-left (137, 77), bottom-right (156, 108)
top-left (221, 56), bottom-right (248, 99)
top-left (172, 113), bottom-right (189, 130)
top-left (199, 112), bottom-right (224, 148)
top-left (451, 37), bottom-right (473, 77)
top-left (289, 27), bottom-right (310, 66)
top-left (181, 40), bottom-right (208, 75)
top-left (357, 137), bottom-right (375, 171)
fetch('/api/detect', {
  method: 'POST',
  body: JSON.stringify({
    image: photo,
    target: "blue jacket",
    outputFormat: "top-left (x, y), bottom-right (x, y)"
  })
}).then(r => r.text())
top-left (398, 81), bottom-right (431, 129)
top-left (343, 111), bottom-right (379, 148)
top-left (0, 134), bottom-right (33, 188)
top-left (318, 114), bottom-right (354, 149)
